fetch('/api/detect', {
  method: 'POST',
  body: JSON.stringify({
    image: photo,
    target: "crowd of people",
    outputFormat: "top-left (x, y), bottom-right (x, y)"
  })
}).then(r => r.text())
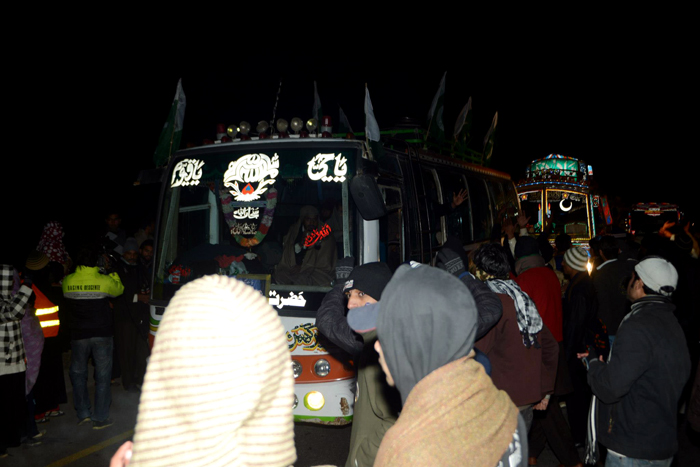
top-left (2, 209), bottom-right (699, 467)
top-left (1, 212), bottom-right (155, 457)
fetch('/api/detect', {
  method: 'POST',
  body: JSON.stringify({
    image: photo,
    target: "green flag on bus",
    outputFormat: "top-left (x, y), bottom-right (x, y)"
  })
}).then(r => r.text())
top-left (154, 79), bottom-right (186, 167)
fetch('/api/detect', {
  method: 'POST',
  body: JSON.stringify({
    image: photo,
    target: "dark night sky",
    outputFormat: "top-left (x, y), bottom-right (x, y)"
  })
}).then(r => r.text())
top-left (6, 26), bottom-right (697, 261)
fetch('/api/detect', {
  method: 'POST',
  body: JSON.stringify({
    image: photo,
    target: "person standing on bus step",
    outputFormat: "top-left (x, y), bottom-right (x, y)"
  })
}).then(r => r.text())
top-left (579, 257), bottom-right (690, 467)
top-left (316, 260), bottom-right (397, 467)
top-left (113, 238), bottom-right (150, 392)
top-left (63, 244), bottom-right (124, 430)
top-left (275, 205), bottom-right (336, 286)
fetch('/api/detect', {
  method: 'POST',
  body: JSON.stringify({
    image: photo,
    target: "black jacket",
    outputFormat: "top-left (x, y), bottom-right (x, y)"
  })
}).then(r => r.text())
top-left (314, 270), bottom-right (503, 360)
top-left (587, 296), bottom-right (691, 459)
top-left (592, 259), bottom-right (637, 335)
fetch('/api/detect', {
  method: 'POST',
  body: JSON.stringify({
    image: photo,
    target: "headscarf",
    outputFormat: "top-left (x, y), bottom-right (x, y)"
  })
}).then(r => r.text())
top-left (129, 275), bottom-right (296, 467)
top-left (37, 222), bottom-right (68, 264)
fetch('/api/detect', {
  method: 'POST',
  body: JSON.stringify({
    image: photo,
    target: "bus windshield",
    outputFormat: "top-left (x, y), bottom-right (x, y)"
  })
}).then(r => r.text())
top-left (547, 190), bottom-right (590, 238)
top-left (154, 143), bottom-right (358, 302)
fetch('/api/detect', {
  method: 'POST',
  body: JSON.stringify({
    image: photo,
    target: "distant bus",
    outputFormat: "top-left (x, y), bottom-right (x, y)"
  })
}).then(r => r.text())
top-left (516, 154), bottom-right (599, 246)
top-left (627, 202), bottom-right (681, 236)
top-left (147, 124), bottom-right (519, 425)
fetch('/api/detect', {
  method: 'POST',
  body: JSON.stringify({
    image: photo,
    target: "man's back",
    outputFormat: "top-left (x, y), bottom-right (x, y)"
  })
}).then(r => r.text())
top-left (515, 266), bottom-right (563, 342)
top-left (63, 266), bottom-right (124, 339)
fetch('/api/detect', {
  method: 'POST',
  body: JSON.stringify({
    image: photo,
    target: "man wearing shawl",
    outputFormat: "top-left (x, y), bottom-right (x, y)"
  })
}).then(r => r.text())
top-left (471, 243), bottom-right (559, 431)
top-left (364, 265), bottom-right (527, 467)
top-left (275, 205), bottom-right (336, 286)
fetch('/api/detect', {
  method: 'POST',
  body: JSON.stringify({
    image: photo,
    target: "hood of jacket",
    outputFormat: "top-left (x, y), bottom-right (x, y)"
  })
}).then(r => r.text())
top-left (377, 265), bottom-right (477, 405)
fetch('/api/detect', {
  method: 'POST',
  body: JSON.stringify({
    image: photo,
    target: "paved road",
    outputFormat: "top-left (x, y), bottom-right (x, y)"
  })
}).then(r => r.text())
top-left (2, 353), bottom-right (698, 466)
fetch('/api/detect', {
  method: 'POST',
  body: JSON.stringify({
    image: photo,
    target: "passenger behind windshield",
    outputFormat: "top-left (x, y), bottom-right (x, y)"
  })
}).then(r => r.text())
top-left (274, 205), bottom-right (336, 286)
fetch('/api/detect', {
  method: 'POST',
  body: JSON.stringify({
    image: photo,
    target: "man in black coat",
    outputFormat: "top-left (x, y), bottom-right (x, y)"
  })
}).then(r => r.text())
top-left (580, 257), bottom-right (690, 465)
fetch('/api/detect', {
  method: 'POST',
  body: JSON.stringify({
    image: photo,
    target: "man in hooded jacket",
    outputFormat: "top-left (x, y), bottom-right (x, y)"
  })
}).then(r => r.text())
top-left (359, 265), bottom-right (527, 467)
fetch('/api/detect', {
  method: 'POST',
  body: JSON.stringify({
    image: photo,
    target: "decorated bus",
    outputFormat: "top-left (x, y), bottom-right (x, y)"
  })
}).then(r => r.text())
top-left (516, 154), bottom-right (604, 246)
top-left (626, 202), bottom-right (681, 236)
top-left (147, 118), bottom-right (520, 425)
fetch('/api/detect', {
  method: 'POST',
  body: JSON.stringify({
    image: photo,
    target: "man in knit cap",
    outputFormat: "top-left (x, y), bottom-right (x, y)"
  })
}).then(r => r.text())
top-left (580, 257), bottom-right (690, 466)
top-left (115, 275), bottom-right (297, 467)
top-left (315, 261), bottom-right (398, 467)
top-left (368, 265), bottom-right (527, 467)
top-left (561, 247), bottom-right (599, 447)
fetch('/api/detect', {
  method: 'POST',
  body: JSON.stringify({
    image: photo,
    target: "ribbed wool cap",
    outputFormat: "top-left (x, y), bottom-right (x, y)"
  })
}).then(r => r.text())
top-left (129, 275), bottom-right (296, 467)
top-left (563, 247), bottom-right (589, 272)
top-left (343, 262), bottom-right (393, 301)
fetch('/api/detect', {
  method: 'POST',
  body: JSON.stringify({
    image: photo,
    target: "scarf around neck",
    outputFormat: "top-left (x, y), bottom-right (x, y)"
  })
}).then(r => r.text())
top-left (375, 354), bottom-right (519, 467)
top-left (486, 279), bottom-right (543, 348)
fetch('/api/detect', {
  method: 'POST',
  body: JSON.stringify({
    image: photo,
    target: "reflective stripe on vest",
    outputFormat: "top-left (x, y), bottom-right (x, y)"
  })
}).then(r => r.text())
top-left (32, 285), bottom-right (60, 338)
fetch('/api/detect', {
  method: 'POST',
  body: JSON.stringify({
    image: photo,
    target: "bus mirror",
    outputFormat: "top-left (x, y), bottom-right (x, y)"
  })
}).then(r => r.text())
top-left (350, 174), bottom-right (388, 220)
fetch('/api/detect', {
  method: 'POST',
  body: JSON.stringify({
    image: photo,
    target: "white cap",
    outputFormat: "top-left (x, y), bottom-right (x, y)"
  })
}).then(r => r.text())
top-left (635, 257), bottom-right (678, 296)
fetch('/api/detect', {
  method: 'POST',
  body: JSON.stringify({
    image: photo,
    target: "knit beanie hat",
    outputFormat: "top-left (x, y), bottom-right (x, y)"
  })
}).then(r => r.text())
top-left (25, 250), bottom-right (49, 271)
top-left (130, 275), bottom-right (296, 467)
top-left (343, 262), bottom-right (393, 301)
top-left (635, 257), bottom-right (678, 297)
top-left (563, 247), bottom-right (589, 272)
top-left (514, 236), bottom-right (540, 259)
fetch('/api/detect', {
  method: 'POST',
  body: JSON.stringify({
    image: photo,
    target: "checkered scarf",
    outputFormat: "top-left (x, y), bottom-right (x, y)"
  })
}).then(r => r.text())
top-left (485, 278), bottom-right (543, 348)
top-left (1, 265), bottom-right (31, 368)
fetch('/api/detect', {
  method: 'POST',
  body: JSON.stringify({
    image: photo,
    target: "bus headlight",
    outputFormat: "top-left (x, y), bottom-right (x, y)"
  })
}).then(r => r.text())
top-left (314, 359), bottom-right (330, 377)
top-left (293, 394), bottom-right (298, 409)
top-left (292, 360), bottom-right (302, 379)
top-left (304, 391), bottom-right (325, 411)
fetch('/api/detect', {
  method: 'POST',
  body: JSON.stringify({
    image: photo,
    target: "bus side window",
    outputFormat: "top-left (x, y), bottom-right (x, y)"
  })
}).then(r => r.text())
top-left (436, 169), bottom-right (473, 244)
top-left (401, 158), bottom-right (421, 262)
top-left (466, 175), bottom-right (493, 241)
top-left (378, 186), bottom-right (403, 271)
top-left (486, 179), bottom-right (506, 218)
top-left (418, 166), bottom-right (444, 262)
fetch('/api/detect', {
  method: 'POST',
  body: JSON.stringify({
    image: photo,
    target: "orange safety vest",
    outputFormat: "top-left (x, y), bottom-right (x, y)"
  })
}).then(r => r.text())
top-left (32, 285), bottom-right (60, 338)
